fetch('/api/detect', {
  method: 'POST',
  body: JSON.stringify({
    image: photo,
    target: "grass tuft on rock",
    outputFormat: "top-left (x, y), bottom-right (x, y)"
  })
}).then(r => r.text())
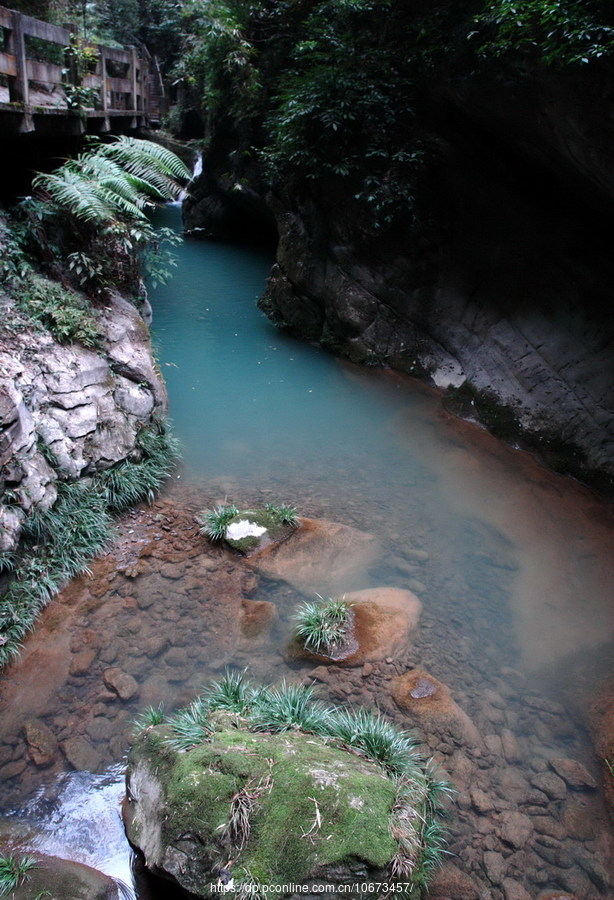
top-left (0, 854), bottom-right (38, 897)
top-left (130, 674), bottom-right (451, 894)
top-left (197, 504), bottom-right (240, 541)
top-left (293, 594), bottom-right (352, 655)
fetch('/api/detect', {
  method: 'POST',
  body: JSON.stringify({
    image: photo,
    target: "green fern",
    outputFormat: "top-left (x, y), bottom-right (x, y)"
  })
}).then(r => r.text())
top-left (34, 137), bottom-right (190, 227)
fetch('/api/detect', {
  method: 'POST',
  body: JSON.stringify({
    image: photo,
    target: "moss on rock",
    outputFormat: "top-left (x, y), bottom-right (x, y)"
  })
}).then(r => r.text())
top-left (124, 724), bottom-right (397, 895)
top-left (223, 508), bottom-right (298, 556)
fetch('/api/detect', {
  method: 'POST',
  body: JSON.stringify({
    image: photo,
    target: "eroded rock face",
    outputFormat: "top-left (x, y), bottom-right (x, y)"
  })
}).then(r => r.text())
top-left (0, 291), bottom-right (167, 551)
top-left (124, 723), bottom-right (397, 898)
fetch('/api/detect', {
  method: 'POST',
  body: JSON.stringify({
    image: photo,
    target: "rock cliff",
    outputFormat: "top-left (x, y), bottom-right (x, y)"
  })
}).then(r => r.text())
top-left (183, 55), bottom-right (614, 485)
top-left (0, 290), bottom-right (167, 552)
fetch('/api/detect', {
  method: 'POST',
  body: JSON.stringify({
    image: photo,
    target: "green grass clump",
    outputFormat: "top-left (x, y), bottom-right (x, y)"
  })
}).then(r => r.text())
top-left (166, 697), bottom-right (214, 751)
top-left (17, 273), bottom-right (101, 349)
top-left (133, 703), bottom-right (166, 734)
top-left (248, 681), bottom-right (333, 734)
top-left (203, 668), bottom-right (255, 713)
top-left (0, 854), bottom-right (38, 896)
top-left (97, 421), bottom-right (181, 512)
top-left (293, 594), bottom-right (351, 655)
top-left (327, 707), bottom-right (420, 778)
top-left (197, 504), bottom-right (239, 541)
top-left (263, 502), bottom-right (299, 528)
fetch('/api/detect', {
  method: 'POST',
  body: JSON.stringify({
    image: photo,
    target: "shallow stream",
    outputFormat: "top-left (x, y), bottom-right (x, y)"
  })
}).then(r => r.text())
top-left (1, 206), bottom-right (613, 899)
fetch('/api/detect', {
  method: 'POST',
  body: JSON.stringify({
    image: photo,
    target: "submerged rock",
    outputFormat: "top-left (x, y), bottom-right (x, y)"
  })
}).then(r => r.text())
top-left (4, 852), bottom-right (121, 900)
top-left (391, 668), bottom-right (482, 748)
top-left (246, 516), bottom-right (380, 594)
top-left (23, 718), bottom-right (58, 768)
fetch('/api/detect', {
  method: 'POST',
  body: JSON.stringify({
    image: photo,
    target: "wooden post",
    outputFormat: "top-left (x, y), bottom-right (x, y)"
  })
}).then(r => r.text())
top-left (99, 46), bottom-right (110, 131)
top-left (8, 11), bottom-right (28, 106)
top-left (130, 46), bottom-right (138, 113)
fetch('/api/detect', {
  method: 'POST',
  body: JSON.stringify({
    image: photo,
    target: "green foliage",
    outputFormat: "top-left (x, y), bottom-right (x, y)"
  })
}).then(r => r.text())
top-left (248, 681), bottom-right (333, 734)
top-left (197, 503), bottom-right (240, 541)
top-left (327, 707), bottom-right (420, 778)
top-left (293, 594), bottom-right (351, 655)
top-left (133, 703), bottom-right (166, 733)
top-left (263, 502), bottom-right (299, 527)
top-left (17, 273), bottom-right (101, 348)
top-left (97, 421), bottom-right (181, 512)
top-left (0, 212), bottom-right (32, 289)
top-left (26, 137), bottom-right (189, 295)
top-left (166, 696), bottom-right (214, 751)
top-left (203, 667), bottom-right (254, 713)
top-left (0, 854), bottom-right (38, 896)
top-left (176, 0), bottom-right (263, 122)
top-left (34, 138), bottom-right (189, 226)
top-left (474, 0), bottom-right (614, 65)
top-left (63, 37), bottom-right (100, 110)
top-left (0, 420), bottom-right (180, 668)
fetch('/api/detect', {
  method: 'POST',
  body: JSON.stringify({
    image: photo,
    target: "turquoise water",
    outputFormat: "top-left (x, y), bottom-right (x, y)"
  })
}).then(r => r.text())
top-left (152, 208), bottom-right (422, 481)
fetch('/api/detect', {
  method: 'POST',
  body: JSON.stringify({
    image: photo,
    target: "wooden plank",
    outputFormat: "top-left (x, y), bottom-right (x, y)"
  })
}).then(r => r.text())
top-left (19, 13), bottom-right (69, 45)
top-left (26, 59), bottom-right (63, 84)
top-left (0, 50), bottom-right (16, 78)
top-left (107, 76), bottom-right (132, 93)
top-left (102, 46), bottom-right (132, 63)
top-left (0, 6), bottom-right (13, 29)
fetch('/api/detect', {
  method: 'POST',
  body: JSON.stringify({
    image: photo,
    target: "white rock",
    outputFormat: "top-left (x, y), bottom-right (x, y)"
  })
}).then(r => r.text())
top-left (226, 520), bottom-right (268, 540)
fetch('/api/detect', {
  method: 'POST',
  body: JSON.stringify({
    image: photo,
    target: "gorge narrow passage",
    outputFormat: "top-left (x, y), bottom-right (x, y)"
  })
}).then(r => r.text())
top-left (0, 205), bottom-right (612, 899)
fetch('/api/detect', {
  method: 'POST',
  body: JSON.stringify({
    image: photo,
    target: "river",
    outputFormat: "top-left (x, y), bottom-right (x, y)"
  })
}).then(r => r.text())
top-left (0, 205), bottom-right (613, 899)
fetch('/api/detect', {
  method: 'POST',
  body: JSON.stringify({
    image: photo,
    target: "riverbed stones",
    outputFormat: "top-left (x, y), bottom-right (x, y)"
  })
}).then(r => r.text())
top-left (426, 862), bottom-right (483, 899)
top-left (23, 718), bottom-right (57, 768)
top-left (531, 772), bottom-right (568, 801)
top-left (497, 810), bottom-right (534, 849)
top-left (391, 669), bottom-right (482, 748)
top-left (240, 598), bottom-right (277, 638)
top-left (62, 735), bottom-right (101, 772)
top-left (502, 878), bottom-right (533, 900)
top-left (549, 757), bottom-right (597, 790)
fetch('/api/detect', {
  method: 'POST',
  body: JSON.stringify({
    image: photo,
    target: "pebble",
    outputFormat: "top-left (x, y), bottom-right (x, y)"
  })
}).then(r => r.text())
top-left (531, 772), bottom-right (567, 801)
top-left (103, 667), bottom-right (139, 701)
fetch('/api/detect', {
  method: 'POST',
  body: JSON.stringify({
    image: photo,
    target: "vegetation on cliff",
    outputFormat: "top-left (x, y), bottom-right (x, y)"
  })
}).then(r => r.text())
top-left (172, 0), bottom-right (614, 235)
top-left (0, 138), bottom-right (189, 667)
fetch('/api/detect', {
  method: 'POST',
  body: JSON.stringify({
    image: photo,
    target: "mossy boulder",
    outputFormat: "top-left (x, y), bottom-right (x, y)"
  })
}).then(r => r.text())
top-left (123, 724), bottom-right (397, 897)
top-left (223, 508), bottom-right (298, 556)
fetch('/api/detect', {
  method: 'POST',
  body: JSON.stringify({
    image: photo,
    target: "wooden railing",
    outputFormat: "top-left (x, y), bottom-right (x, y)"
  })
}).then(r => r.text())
top-left (0, 5), bottom-right (157, 134)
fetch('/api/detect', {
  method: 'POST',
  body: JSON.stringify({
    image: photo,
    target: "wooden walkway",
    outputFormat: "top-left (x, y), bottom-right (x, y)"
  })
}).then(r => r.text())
top-left (0, 5), bottom-right (161, 136)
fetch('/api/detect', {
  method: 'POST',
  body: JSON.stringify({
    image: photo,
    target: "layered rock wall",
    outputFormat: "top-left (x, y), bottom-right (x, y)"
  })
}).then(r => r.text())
top-left (0, 292), bottom-right (167, 551)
